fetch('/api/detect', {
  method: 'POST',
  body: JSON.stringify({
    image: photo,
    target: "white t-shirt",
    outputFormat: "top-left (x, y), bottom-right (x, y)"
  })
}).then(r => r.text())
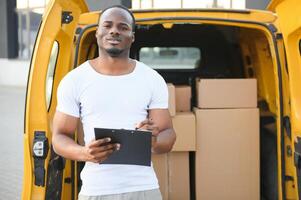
top-left (56, 60), bottom-right (168, 196)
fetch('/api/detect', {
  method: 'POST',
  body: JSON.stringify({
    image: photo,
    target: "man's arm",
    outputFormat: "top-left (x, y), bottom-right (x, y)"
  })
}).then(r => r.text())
top-left (136, 109), bottom-right (176, 154)
top-left (52, 111), bottom-right (120, 163)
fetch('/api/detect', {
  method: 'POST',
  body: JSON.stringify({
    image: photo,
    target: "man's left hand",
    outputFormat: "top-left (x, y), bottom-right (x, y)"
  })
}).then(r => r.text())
top-left (135, 109), bottom-right (176, 154)
top-left (136, 118), bottom-right (159, 147)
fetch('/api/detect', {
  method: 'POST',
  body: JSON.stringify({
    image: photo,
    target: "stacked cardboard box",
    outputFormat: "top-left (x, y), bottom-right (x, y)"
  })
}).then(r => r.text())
top-left (167, 84), bottom-right (176, 116)
top-left (173, 85), bottom-right (195, 151)
top-left (152, 152), bottom-right (190, 200)
top-left (194, 79), bottom-right (259, 200)
top-left (152, 84), bottom-right (194, 200)
top-left (168, 152), bottom-right (190, 200)
top-left (167, 84), bottom-right (192, 115)
top-left (196, 79), bottom-right (257, 108)
top-left (152, 154), bottom-right (169, 199)
top-left (175, 85), bottom-right (191, 112)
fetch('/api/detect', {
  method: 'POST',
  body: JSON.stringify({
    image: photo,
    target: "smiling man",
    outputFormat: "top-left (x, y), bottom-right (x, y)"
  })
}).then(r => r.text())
top-left (52, 5), bottom-right (176, 200)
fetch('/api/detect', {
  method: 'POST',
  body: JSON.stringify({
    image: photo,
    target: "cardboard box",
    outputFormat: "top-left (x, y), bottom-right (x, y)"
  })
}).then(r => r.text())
top-left (194, 108), bottom-right (259, 200)
top-left (171, 112), bottom-right (196, 151)
top-left (175, 85), bottom-right (191, 112)
top-left (152, 153), bottom-right (191, 200)
top-left (167, 83), bottom-right (176, 116)
top-left (168, 152), bottom-right (190, 200)
top-left (152, 154), bottom-right (168, 200)
top-left (196, 79), bottom-right (257, 108)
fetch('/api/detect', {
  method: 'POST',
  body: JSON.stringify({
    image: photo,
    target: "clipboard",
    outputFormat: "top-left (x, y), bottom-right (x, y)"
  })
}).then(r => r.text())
top-left (94, 128), bottom-right (152, 166)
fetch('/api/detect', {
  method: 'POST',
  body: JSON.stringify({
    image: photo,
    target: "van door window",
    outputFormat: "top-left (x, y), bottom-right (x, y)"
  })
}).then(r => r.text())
top-left (46, 41), bottom-right (59, 110)
top-left (139, 47), bottom-right (200, 69)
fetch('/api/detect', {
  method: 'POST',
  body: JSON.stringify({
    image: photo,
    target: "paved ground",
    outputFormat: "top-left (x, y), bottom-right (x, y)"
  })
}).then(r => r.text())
top-left (0, 86), bottom-right (26, 199)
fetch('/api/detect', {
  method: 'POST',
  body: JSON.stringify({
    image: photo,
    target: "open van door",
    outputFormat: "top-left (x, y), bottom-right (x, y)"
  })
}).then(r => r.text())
top-left (23, 0), bottom-right (88, 200)
top-left (268, 0), bottom-right (301, 199)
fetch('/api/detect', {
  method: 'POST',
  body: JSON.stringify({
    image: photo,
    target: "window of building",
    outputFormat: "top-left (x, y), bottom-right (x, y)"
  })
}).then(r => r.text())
top-left (132, 0), bottom-right (246, 9)
top-left (182, 0), bottom-right (214, 8)
top-left (16, 0), bottom-right (50, 59)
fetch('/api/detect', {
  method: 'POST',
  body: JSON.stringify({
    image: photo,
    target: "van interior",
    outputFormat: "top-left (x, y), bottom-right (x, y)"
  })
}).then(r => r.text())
top-left (48, 22), bottom-right (280, 200)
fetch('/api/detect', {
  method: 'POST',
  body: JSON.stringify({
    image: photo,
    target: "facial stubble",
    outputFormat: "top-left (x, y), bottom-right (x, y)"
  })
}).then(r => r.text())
top-left (105, 47), bottom-right (124, 57)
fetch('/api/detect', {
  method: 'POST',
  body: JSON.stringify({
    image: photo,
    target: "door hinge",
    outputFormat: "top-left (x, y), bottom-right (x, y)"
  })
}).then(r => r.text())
top-left (276, 33), bottom-right (283, 40)
top-left (64, 177), bottom-right (72, 184)
top-left (283, 116), bottom-right (292, 140)
top-left (285, 175), bottom-right (294, 182)
top-left (53, 156), bottom-right (65, 171)
top-left (267, 23), bottom-right (278, 33)
top-left (287, 145), bottom-right (293, 157)
top-left (62, 11), bottom-right (73, 25)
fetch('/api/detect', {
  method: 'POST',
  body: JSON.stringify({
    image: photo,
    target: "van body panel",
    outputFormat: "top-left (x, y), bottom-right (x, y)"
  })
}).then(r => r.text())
top-left (270, 0), bottom-right (301, 133)
top-left (23, 0), bottom-right (88, 199)
top-left (267, 0), bottom-right (284, 12)
top-left (77, 10), bottom-right (280, 117)
top-left (75, 12), bottom-right (285, 199)
top-left (24, 1), bottom-right (301, 200)
top-left (269, 0), bottom-right (301, 199)
top-left (78, 9), bottom-right (277, 26)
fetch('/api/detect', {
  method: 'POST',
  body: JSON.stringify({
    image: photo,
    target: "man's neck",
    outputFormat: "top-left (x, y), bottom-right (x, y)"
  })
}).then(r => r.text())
top-left (90, 56), bottom-right (135, 76)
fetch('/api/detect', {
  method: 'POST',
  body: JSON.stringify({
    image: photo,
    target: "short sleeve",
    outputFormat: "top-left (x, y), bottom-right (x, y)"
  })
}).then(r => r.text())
top-left (56, 75), bottom-right (80, 118)
top-left (148, 73), bottom-right (168, 109)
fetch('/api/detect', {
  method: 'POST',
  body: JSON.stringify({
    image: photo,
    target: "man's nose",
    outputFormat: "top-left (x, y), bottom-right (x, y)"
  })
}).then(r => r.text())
top-left (109, 25), bottom-right (120, 35)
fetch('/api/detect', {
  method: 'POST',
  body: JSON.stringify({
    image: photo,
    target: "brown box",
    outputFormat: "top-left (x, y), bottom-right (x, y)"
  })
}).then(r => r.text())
top-left (175, 85), bottom-right (191, 112)
top-left (194, 108), bottom-right (259, 200)
top-left (196, 79), bottom-right (257, 108)
top-left (152, 153), bottom-right (191, 200)
top-left (152, 154), bottom-right (168, 200)
top-left (171, 112), bottom-right (196, 151)
top-left (167, 83), bottom-right (176, 116)
top-left (168, 152), bottom-right (190, 200)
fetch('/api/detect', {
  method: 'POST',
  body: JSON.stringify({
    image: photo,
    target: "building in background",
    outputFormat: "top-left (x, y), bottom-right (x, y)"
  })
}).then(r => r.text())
top-left (132, 0), bottom-right (246, 9)
top-left (16, 0), bottom-right (49, 59)
top-left (0, 0), bottom-right (18, 58)
top-left (15, 0), bottom-right (131, 60)
top-left (246, 0), bottom-right (270, 10)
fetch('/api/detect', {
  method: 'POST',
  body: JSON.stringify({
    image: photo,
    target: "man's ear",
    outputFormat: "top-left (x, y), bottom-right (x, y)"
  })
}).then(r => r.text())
top-left (95, 27), bottom-right (100, 38)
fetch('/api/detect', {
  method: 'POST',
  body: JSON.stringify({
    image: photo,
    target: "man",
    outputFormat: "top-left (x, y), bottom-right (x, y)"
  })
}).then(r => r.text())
top-left (52, 5), bottom-right (176, 200)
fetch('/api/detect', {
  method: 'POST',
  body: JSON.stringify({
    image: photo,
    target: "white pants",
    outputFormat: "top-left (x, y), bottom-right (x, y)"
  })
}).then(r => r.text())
top-left (78, 189), bottom-right (162, 200)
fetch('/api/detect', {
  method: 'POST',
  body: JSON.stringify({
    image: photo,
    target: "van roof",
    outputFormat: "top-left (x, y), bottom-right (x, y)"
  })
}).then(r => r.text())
top-left (78, 8), bottom-right (277, 26)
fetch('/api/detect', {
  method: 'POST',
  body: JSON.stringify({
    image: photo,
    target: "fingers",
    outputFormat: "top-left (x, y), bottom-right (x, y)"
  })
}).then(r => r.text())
top-left (91, 148), bottom-right (114, 163)
top-left (137, 123), bottom-right (160, 136)
top-left (85, 139), bottom-right (121, 163)
top-left (136, 118), bottom-right (154, 129)
top-left (89, 143), bottom-right (119, 154)
top-left (88, 137), bottom-right (111, 148)
top-left (87, 147), bottom-right (118, 163)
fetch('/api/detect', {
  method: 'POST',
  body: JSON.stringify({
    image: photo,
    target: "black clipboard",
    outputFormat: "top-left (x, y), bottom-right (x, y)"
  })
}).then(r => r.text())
top-left (94, 128), bottom-right (152, 166)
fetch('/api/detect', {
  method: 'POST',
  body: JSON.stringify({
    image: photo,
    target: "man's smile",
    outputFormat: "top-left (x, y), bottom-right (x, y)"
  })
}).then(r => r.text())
top-left (106, 38), bottom-right (122, 45)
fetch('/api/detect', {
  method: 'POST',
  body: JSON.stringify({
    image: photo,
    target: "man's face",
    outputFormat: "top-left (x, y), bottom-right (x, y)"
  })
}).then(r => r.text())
top-left (96, 8), bottom-right (135, 57)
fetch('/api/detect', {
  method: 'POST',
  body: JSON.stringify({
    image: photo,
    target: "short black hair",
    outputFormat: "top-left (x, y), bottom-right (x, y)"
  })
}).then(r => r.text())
top-left (99, 5), bottom-right (136, 32)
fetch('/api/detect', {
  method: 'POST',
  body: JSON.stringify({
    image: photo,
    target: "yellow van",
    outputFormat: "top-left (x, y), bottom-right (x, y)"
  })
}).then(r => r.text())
top-left (22, 0), bottom-right (301, 199)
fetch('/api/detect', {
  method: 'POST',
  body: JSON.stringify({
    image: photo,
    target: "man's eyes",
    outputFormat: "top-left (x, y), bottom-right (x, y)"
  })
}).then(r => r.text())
top-left (102, 24), bottom-right (130, 31)
top-left (121, 26), bottom-right (129, 30)
top-left (103, 24), bottom-right (111, 28)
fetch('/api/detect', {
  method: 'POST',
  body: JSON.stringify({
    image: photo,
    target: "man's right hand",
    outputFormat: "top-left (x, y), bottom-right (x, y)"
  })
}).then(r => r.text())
top-left (82, 138), bottom-right (120, 163)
